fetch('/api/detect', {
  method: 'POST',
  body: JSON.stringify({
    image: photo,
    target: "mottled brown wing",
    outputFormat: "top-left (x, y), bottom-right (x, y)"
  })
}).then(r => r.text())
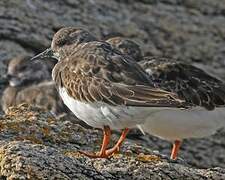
top-left (59, 68), bottom-right (185, 107)
top-left (54, 43), bottom-right (186, 108)
top-left (140, 57), bottom-right (225, 110)
top-left (70, 42), bottom-right (154, 86)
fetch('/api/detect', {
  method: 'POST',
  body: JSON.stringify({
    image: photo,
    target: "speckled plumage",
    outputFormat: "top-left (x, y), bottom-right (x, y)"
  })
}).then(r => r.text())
top-left (49, 28), bottom-right (186, 130)
top-left (106, 37), bottom-right (143, 61)
top-left (52, 42), bottom-right (185, 109)
top-left (107, 37), bottom-right (225, 111)
top-left (106, 36), bottom-right (225, 159)
top-left (139, 57), bottom-right (225, 110)
top-left (31, 27), bottom-right (189, 158)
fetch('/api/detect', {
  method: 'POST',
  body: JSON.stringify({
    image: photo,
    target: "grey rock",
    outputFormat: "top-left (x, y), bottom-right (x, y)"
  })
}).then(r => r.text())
top-left (0, 0), bottom-right (225, 178)
top-left (0, 0), bottom-right (225, 79)
top-left (0, 104), bottom-right (224, 179)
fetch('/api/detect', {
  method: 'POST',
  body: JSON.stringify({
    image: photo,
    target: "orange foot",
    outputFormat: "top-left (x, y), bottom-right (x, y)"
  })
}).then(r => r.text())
top-left (79, 125), bottom-right (111, 158)
top-left (105, 128), bottom-right (129, 157)
top-left (170, 140), bottom-right (182, 160)
top-left (79, 128), bottom-right (129, 158)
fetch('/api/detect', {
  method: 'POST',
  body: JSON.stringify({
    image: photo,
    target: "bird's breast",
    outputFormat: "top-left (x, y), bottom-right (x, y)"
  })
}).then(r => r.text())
top-left (58, 87), bottom-right (153, 129)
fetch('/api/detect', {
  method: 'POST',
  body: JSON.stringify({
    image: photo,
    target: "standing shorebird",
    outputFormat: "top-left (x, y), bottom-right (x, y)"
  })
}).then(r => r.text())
top-left (31, 27), bottom-right (186, 158)
top-left (107, 37), bottom-right (225, 160)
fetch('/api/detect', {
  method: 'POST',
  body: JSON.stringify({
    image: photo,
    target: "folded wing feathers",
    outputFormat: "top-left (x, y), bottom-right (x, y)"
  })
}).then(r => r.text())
top-left (77, 77), bottom-right (186, 107)
top-left (111, 84), bottom-right (185, 107)
top-left (62, 69), bottom-right (185, 108)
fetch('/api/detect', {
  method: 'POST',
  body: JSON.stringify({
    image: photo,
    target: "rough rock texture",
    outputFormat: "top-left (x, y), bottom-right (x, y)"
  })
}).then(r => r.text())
top-left (1, 0), bottom-right (225, 179)
top-left (0, 104), bottom-right (225, 179)
top-left (1, 0), bottom-right (225, 79)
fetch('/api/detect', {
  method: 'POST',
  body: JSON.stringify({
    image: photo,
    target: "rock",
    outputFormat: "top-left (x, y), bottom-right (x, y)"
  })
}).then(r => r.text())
top-left (0, 0), bottom-right (225, 79)
top-left (1, 0), bottom-right (225, 178)
top-left (131, 130), bottom-right (225, 169)
top-left (0, 141), bottom-right (107, 180)
top-left (0, 104), bottom-right (224, 179)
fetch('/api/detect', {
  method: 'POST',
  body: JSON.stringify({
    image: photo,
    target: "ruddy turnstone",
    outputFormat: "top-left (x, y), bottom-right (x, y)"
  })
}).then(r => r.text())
top-left (30, 27), bottom-right (186, 158)
top-left (2, 55), bottom-right (66, 116)
top-left (107, 37), bottom-right (225, 160)
top-left (106, 37), bottom-right (143, 61)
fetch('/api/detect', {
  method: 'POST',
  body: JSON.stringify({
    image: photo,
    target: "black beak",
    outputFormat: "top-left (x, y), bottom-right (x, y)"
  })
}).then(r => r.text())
top-left (31, 48), bottom-right (54, 61)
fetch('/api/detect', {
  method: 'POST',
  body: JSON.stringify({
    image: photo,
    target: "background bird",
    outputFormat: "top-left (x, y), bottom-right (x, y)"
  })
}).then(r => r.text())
top-left (2, 55), bottom-right (67, 116)
top-left (31, 27), bottom-right (186, 158)
top-left (106, 36), bottom-right (225, 160)
top-left (106, 37), bottom-right (143, 61)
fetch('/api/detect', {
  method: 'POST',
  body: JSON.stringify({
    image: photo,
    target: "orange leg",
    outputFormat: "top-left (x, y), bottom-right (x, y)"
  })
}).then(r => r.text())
top-left (105, 128), bottom-right (129, 156)
top-left (170, 140), bottom-right (182, 160)
top-left (79, 126), bottom-right (111, 158)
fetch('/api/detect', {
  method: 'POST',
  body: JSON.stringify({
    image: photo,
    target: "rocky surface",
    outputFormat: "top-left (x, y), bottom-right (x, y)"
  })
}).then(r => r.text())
top-left (0, 0), bottom-right (225, 179)
top-left (0, 104), bottom-right (224, 179)
top-left (1, 0), bottom-right (225, 79)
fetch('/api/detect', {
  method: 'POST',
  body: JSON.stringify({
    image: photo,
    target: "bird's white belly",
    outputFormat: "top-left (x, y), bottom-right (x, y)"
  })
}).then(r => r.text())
top-left (58, 87), bottom-right (152, 129)
top-left (141, 107), bottom-right (225, 141)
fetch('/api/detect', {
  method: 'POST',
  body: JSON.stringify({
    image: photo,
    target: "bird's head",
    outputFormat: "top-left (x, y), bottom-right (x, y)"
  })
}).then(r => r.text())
top-left (106, 37), bottom-right (143, 61)
top-left (7, 56), bottom-right (51, 87)
top-left (31, 27), bottom-right (97, 61)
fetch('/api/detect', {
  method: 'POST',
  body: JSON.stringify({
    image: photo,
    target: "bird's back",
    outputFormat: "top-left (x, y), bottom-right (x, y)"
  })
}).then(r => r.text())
top-left (140, 57), bottom-right (225, 110)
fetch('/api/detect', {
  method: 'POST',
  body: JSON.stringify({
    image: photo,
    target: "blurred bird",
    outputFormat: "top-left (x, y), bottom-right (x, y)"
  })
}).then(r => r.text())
top-left (106, 37), bottom-right (143, 61)
top-left (107, 36), bottom-right (225, 160)
top-left (31, 27), bottom-right (185, 158)
top-left (2, 55), bottom-right (67, 116)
